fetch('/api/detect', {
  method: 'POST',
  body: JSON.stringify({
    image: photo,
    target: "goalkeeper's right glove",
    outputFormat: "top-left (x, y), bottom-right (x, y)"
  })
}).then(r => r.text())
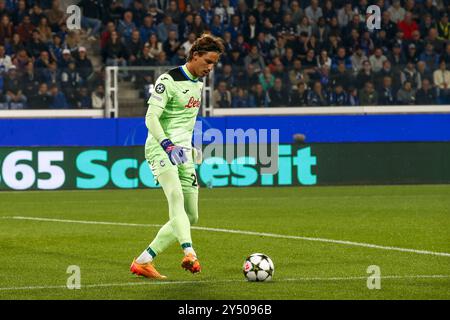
top-left (161, 139), bottom-right (187, 165)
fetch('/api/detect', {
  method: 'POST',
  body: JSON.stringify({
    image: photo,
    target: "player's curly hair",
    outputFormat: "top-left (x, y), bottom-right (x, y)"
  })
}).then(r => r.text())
top-left (187, 33), bottom-right (225, 61)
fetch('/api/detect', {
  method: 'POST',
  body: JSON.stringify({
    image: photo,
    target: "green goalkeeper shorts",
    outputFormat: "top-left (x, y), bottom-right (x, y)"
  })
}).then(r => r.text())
top-left (147, 153), bottom-right (199, 194)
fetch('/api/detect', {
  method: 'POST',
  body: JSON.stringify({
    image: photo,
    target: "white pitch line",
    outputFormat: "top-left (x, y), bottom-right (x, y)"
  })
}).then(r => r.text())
top-left (284, 275), bottom-right (450, 281)
top-left (0, 275), bottom-right (449, 291)
top-left (3, 216), bottom-right (450, 258)
top-left (2, 216), bottom-right (163, 228)
top-left (0, 280), bottom-right (232, 291)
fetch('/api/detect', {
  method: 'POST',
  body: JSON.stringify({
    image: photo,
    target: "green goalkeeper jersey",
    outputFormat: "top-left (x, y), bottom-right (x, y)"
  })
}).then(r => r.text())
top-left (145, 65), bottom-right (203, 161)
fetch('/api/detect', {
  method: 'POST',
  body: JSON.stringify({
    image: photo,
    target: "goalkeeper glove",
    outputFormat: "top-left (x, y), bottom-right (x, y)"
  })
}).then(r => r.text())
top-left (161, 139), bottom-right (187, 165)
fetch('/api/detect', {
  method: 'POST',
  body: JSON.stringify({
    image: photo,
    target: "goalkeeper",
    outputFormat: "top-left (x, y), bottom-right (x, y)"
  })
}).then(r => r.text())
top-left (130, 34), bottom-right (224, 279)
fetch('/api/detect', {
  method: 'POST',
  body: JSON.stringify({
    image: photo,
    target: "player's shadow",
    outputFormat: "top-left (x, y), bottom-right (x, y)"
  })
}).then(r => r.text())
top-left (139, 281), bottom-right (226, 300)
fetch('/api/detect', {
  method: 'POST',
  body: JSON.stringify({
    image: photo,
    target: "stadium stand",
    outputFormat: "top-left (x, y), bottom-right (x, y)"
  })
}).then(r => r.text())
top-left (0, 0), bottom-right (449, 111)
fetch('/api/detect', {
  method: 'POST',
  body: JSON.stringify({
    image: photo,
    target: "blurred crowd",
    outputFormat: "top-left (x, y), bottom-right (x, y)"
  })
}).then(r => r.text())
top-left (0, 0), bottom-right (449, 109)
top-left (0, 0), bottom-right (106, 109)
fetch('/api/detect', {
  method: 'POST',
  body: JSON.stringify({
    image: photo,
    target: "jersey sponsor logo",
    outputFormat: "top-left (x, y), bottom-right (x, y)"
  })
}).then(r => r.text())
top-left (182, 89), bottom-right (189, 94)
top-left (155, 83), bottom-right (165, 94)
top-left (185, 96), bottom-right (201, 108)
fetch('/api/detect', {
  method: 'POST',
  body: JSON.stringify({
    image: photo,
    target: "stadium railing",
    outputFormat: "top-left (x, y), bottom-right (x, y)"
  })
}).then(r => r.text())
top-left (105, 66), bottom-right (450, 118)
top-left (105, 65), bottom-right (215, 118)
top-left (1, 65), bottom-right (449, 118)
top-left (212, 105), bottom-right (450, 116)
top-left (0, 109), bottom-right (104, 118)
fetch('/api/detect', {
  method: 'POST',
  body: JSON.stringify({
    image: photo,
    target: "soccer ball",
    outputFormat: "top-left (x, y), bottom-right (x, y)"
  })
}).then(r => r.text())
top-left (243, 253), bottom-right (274, 282)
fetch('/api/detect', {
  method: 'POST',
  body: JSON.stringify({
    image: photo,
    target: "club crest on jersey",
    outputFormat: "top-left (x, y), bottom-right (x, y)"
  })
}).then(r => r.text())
top-left (155, 83), bottom-right (165, 94)
top-left (185, 96), bottom-right (201, 108)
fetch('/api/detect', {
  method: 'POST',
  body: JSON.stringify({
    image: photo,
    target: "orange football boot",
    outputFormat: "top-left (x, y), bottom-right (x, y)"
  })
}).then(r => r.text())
top-left (181, 253), bottom-right (201, 274)
top-left (130, 259), bottom-right (167, 280)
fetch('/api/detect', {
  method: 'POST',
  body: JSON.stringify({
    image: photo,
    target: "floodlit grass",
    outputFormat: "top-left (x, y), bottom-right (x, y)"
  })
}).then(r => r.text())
top-left (0, 185), bottom-right (449, 299)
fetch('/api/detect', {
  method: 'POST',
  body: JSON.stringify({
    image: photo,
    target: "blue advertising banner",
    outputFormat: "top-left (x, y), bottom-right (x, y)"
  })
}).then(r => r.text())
top-left (1, 114), bottom-right (450, 147)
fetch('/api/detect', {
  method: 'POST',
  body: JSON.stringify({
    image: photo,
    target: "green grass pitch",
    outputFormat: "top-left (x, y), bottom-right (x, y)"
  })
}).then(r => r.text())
top-left (0, 185), bottom-right (449, 300)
